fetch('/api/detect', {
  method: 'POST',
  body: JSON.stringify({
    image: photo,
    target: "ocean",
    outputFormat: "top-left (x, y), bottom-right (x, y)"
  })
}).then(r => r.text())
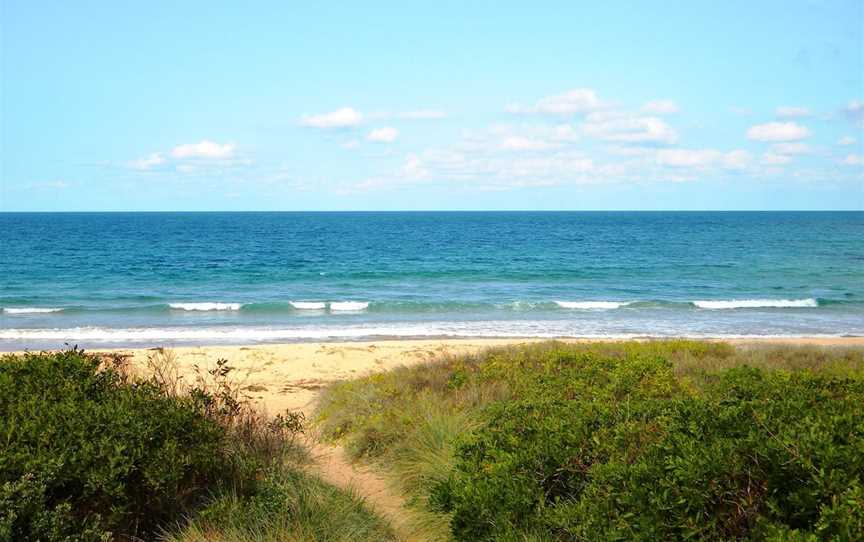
top-left (1, 211), bottom-right (862, 350)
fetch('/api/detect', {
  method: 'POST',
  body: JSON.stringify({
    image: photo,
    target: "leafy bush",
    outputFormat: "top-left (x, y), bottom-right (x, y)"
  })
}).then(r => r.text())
top-left (316, 341), bottom-right (864, 541)
top-left (433, 353), bottom-right (864, 541)
top-left (0, 349), bottom-right (239, 540)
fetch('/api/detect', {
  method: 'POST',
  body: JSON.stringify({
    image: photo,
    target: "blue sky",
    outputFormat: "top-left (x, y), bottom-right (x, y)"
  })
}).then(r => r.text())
top-left (1, 0), bottom-right (862, 211)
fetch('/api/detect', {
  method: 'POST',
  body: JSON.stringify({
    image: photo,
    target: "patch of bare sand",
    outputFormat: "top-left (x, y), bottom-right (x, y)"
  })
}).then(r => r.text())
top-left (115, 339), bottom-right (540, 415)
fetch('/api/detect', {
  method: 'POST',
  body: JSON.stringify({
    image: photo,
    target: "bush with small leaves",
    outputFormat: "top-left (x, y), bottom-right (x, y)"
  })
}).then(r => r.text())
top-left (0, 349), bottom-right (232, 540)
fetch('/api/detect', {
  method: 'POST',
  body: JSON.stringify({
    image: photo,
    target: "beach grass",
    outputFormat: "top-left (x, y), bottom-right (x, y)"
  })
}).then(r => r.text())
top-left (315, 340), bottom-right (864, 541)
top-left (165, 468), bottom-right (395, 542)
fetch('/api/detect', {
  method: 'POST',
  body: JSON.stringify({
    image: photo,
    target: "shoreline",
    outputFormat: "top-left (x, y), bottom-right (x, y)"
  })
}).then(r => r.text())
top-left (21, 336), bottom-right (856, 416)
top-left (2, 333), bottom-right (862, 353)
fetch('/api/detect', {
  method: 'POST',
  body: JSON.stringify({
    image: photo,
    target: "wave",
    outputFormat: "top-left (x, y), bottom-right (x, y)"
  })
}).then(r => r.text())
top-left (329, 301), bottom-right (369, 312)
top-left (290, 301), bottom-right (327, 310)
top-left (168, 302), bottom-right (243, 311)
top-left (692, 298), bottom-right (818, 309)
top-left (0, 325), bottom-right (427, 341)
top-left (0, 323), bottom-right (857, 344)
top-left (2, 307), bottom-right (64, 315)
top-left (1, 297), bottom-right (842, 318)
top-left (555, 301), bottom-right (631, 310)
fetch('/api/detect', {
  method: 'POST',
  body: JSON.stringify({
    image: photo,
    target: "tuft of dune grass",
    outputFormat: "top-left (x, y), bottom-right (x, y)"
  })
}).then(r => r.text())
top-left (163, 468), bottom-right (396, 542)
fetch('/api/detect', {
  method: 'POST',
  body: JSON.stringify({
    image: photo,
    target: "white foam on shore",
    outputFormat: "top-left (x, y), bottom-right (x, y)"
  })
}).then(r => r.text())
top-left (2, 307), bottom-right (64, 315)
top-left (290, 301), bottom-right (327, 310)
top-left (555, 301), bottom-right (630, 310)
top-left (693, 299), bottom-right (818, 309)
top-left (329, 301), bottom-right (369, 312)
top-left (0, 325), bottom-right (424, 341)
top-left (168, 302), bottom-right (243, 311)
top-left (0, 324), bottom-right (853, 344)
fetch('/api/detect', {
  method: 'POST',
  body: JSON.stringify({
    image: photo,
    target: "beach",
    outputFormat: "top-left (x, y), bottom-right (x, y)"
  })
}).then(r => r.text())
top-left (85, 336), bottom-right (864, 415)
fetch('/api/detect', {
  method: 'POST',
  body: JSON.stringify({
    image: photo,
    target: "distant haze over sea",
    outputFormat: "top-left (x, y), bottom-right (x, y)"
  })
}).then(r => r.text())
top-left (1, 212), bottom-right (862, 350)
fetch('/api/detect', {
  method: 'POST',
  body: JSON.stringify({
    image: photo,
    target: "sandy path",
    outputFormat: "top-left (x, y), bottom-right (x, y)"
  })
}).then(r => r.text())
top-left (305, 439), bottom-right (419, 541)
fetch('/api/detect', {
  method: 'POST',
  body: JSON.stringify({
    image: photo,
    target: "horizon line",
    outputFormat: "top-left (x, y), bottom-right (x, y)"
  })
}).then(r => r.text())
top-left (1, 209), bottom-right (863, 214)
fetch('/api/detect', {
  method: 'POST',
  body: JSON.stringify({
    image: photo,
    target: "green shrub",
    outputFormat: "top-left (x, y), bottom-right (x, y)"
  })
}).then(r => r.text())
top-left (434, 361), bottom-right (864, 541)
top-left (0, 349), bottom-right (232, 540)
top-left (316, 340), bottom-right (864, 541)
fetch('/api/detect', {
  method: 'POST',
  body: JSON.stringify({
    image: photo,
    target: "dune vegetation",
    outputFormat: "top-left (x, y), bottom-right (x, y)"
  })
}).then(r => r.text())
top-left (0, 348), bottom-right (394, 542)
top-left (316, 341), bottom-right (864, 541)
top-left (3, 341), bottom-right (863, 541)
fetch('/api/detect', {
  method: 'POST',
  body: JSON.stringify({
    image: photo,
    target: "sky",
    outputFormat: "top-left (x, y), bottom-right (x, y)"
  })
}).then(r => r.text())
top-left (1, 0), bottom-right (863, 211)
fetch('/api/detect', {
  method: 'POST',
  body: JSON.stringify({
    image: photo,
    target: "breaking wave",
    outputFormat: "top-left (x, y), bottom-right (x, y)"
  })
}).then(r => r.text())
top-left (2, 307), bottom-right (64, 315)
top-left (329, 301), bottom-right (370, 312)
top-left (289, 301), bottom-right (327, 310)
top-left (692, 299), bottom-right (819, 309)
top-left (554, 301), bottom-right (631, 310)
top-left (168, 302), bottom-right (243, 311)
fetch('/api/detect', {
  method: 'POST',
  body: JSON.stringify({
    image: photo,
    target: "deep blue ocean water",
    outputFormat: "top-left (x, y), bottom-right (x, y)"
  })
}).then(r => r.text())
top-left (1, 212), bottom-right (862, 349)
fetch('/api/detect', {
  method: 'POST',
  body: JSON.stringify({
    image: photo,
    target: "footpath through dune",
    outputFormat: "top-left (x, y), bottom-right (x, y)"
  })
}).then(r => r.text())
top-left (304, 438), bottom-right (419, 541)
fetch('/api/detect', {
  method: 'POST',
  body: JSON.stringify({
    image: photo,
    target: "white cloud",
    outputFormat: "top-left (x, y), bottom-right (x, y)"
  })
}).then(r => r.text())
top-left (582, 113), bottom-right (678, 144)
top-left (459, 123), bottom-right (579, 153)
top-left (762, 152), bottom-right (792, 165)
top-left (507, 88), bottom-right (604, 115)
top-left (722, 150), bottom-right (752, 169)
top-left (499, 136), bottom-right (562, 151)
top-left (655, 148), bottom-right (750, 169)
top-left (641, 100), bottom-right (680, 114)
top-left (843, 100), bottom-right (864, 124)
top-left (128, 140), bottom-right (245, 175)
top-left (170, 140), bottom-right (236, 159)
top-left (656, 149), bottom-right (718, 167)
top-left (366, 126), bottom-right (399, 143)
top-left (843, 153), bottom-right (863, 166)
top-left (130, 152), bottom-right (166, 170)
top-left (397, 110), bottom-right (446, 120)
top-left (301, 107), bottom-right (363, 128)
top-left (396, 148), bottom-right (599, 189)
top-left (776, 106), bottom-right (811, 118)
top-left (402, 154), bottom-right (428, 179)
top-left (838, 136), bottom-right (857, 146)
top-left (771, 142), bottom-right (811, 155)
top-left (746, 122), bottom-right (811, 142)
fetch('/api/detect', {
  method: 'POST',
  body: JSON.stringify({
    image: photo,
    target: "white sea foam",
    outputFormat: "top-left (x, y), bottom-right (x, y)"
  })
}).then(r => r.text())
top-left (0, 325), bottom-right (425, 341)
top-left (692, 299), bottom-right (818, 309)
top-left (329, 301), bottom-right (369, 312)
top-left (290, 301), bottom-right (327, 310)
top-left (0, 323), bottom-right (851, 344)
top-left (168, 302), bottom-right (243, 311)
top-left (2, 307), bottom-right (64, 314)
top-left (554, 301), bottom-right (630, 310)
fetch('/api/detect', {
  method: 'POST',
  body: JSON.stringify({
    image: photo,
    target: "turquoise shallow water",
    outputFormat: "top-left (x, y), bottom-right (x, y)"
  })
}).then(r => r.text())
top-left (1, 212), bottom-right (862, 349)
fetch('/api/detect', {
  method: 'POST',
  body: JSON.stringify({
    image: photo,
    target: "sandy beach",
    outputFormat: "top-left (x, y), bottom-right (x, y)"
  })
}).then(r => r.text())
top-left (82, 337), bottom-right (864, 416)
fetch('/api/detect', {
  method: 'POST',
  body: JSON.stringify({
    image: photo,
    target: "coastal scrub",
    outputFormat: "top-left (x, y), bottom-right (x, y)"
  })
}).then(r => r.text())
top-left (316, 341), bottom-right (864, 541)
